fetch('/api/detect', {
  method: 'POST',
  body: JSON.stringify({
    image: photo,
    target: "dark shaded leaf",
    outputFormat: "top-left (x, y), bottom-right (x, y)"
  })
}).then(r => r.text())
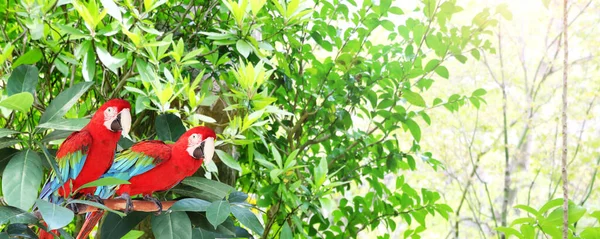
top-left (151, 211), bottom-right (192, 239)
top-left (155, 114), bottom-right (186, 142)
top-left (230, 206), bottom-right (264, 235)
top-left (206, 200), bottom-right (231, 229)
top-left (170, 198), bottom-right (211, 212)
top-left (100, 212), bottom-right (149, 239)
top-left (7, 65), bottom-right (39, 95)
top-left (39, 82), bottom-right (94, 124)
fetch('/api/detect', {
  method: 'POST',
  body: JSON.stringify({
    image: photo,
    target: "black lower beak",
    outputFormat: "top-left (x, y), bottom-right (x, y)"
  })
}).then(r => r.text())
top-left (110, 114), bottom-right (122, 132)
top-left (193, 146), bottom-right (204, 160)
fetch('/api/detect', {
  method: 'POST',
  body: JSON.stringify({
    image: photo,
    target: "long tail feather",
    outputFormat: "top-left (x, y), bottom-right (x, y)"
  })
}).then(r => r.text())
top-left (76, 211), bottom-right (105, 239)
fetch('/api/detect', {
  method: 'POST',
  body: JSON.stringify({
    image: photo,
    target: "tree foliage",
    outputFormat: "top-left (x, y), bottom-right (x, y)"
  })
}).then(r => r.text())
top-left (0, 0), bottom-right (511, 238)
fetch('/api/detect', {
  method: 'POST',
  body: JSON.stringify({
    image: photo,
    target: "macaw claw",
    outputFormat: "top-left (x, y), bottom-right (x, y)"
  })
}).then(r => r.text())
top-left (84, 194), bottom-right (104, 205)
top-left (116, 193), bottom-right (134, 214)
top-left (143, 195), bottom-right (163, 215)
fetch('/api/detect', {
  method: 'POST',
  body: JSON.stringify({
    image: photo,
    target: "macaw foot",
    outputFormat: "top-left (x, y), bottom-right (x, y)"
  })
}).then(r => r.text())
top-left (116, 193), bottom-right (134, 214)
top-left (66, 199), bottom-right (80, 214)
top-left (84, 194), bottom-right (104, 205)
top-left (143, 195), bottom-right (163, 215)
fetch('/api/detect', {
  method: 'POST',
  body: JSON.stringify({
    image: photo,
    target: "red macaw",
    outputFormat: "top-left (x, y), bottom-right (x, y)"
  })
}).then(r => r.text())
top-left (38, 99), bottom-right (131, 239)
top-left (77, 126), bottom-right (216, 239)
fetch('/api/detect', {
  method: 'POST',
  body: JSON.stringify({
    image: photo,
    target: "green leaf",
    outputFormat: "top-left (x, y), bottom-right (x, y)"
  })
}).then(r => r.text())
top-left (121, 230), bottom-right (144, 239)
top-left (514, 204), bottom-right (542, 219)
top-left (0, 148), bottom-right (19, 174)
top-left (155, 113), bottom-right (186, 142)
top-left (206, 200), bottom-right (231, 229)
top-left (2, 150), bottom-right (43, 211)
top-left (36, 199), bottom-right (74, 230)
top-left (581, 227), bottom-right (600, 239)
top-left (471, 49), bottom-right (480, 60)
top-left (236, 40), bottom-right (252, 58)
top-left (0, 129), bottom-right (19, 138)
top-left (314, 156), bottom-right (328, 188)
top-left (472, 88), bottom-right (487, 96)
top-left (0, 92), bottom-right (33, 112)
top-left (539, 198), bottom-right (563, 214)
top-left (271, 145), bottom-right (282, 168)
top-left (434, 66), bottom-right (449, 79)
top-left (12, 49), bottom-right (42, 69)
top-left (403, 90), bottom-right (426, 107)
top-left (228, 191), bottom-right (248, 203)
top-left (181, 177), bottom-right (235, 201)
top-left (0, 138), bottom-right (20, 150)
top-left (96, 46), bottom-right (126, 74)
top-left (82, 41), bottom-right (96, 82)
top-left (215, 149), bottom-right (242, 172)
top-left (424, 59), bottom-right (440, 72)
top-left (280, 222), bottom-right (292, 238)
top-left (496, 227), bottom-right (524, 239)
top-left (152, 211), bottom-right (192, 239)
top-left (99, 0), bottom-right (122, 22)
top-left (0, 206), bottom-right (38, 225)
top-left (7, 65), bottom-right (39, 95)
top-left (101, 212), bottom-right (149, 239)
top-left (192, 228), bottom-right (217, 239)
top-left (37, 118), bottom-right (91, 131)
top-left (78, 177), bottom-right (130, 190)
top-left (67, 199), bottom-right (126, 217)
top-left (544, 202), bottom-right (587, 226)
top-left (39, 82), bottom-right (94, 124)
top-left (404, 119), bottom-right (421, 142)
top-left (170, 198), bottom-right (211, 212)
top-left (230, 206), bottom-right (264, 236)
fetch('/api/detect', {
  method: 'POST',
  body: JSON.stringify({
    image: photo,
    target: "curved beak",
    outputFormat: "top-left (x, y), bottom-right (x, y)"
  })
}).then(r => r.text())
top-left (203, 137), bottom-right (215, 164)
top-left (110, 109), bottom-right (132, 140)
top-left (119, 109), bottom-right (132, 140)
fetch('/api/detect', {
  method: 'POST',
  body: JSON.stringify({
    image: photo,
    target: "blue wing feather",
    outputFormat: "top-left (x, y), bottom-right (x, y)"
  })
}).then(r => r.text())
top-left (95, 142), bottom-right (171, 199)
top-left (39, 131), bottom-right (91, 204)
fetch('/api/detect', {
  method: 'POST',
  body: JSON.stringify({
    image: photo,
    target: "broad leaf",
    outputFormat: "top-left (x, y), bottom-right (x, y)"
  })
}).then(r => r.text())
top-left (82, 41), bottom-right (96, 82)
top-left (215, 149), bottom-right (241, 172)
top-left (206, 200), bottom-right (231, 229)
top-left (230, 206), bottom-right (264, 235)
top-left (0, 128), bottom-right (19, 138)
top-left (181, 177), bottom-right (235, 201)
top-left (152, 211), bottom-right (192, 239)
top-left (170, 198), bottom-right (211, 212)
top-left (67, 200), bottom-right (126, 217)
top-left (96, 46), bottom-right (126, 74)
top-left (36, 199), bottom-right (74, 230)
top-left (155, 113), bottom-right (186, 142)
top-left (37, 118), bottom-right (90, 131)
top-left (6, 65), bottom-right (39, 95)
top-left (2, 150), bottom-right (43, 211)
top-left (0, 206), bottom-right (38, 225)
top-left (39, 82), bottom-right (94, 124)
top-left (12, 50), bottom-right (42, 69)
top-left (101, 212), bottom-right (149, 239)
top-left (0, 92), bottom-right (34, 112)
top-left (403, 90), bottom-right (426, 107)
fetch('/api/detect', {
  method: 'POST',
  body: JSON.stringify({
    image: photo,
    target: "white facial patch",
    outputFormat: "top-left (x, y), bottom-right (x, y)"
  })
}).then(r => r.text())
top-left (103, 107), bottom-right (118, 130)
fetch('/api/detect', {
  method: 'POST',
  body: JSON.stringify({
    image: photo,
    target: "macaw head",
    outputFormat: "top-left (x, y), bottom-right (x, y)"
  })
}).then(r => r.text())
top-left (177, 126), bottom-right (216, 164)
top-left (93, 99), bottom-right (132, 139)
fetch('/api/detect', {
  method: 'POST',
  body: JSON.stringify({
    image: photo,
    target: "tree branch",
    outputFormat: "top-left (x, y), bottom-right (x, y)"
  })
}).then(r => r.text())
top-left (75, 199), bottom-right (176, 214)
